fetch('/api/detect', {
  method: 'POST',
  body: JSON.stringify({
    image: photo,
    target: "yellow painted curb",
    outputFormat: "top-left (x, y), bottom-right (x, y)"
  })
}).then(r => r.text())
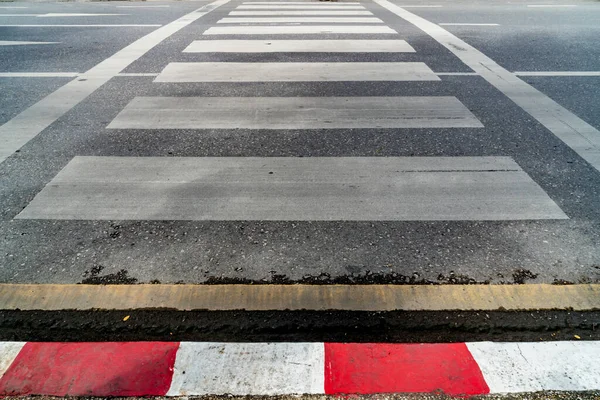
top-left (0, 284), bottom-right (598, 311)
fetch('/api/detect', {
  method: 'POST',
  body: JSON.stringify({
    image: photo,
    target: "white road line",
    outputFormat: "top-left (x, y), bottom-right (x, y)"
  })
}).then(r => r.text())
top-left (374, 0), bottom-right (600, 171)
top-left (204, 25), bottom-right (396, 34)
top-left (0, 13), bottom-right (128, 17)
top-left (0, 72), bottom-right (79, 78)
top-left (167, 343), bottom-right (325, 395)
top-left (515, 71), bottom-right (600, 76)
top-left (108, 96), bottom-right (482, 129)
top-left (439, 23), bottom-right (499, 26)
top-left (0, 0), bottom-right (231, 165)
top-left (16, 156), bottom-right (566, 221)
top-left (468, 342), bottom-right (600, 392)
top-left (117, 5), bottom-right (171, 7)
top-left (400, 5), bottom-right (442, 7)
top-left (183, 39), bottom-right (415, 53)
top-left (0, 40), bottom-right (59, 46)
top-left (229, 10), bottom-right (373, 15)
top-left (527, 4), bottom-right (577, 7)
top-left (237, 5), bottom-right (365, 8)
top-left (0, 24), bottom-right (162, 27)
top-left (436, 72), bottom-right (478, 75)
top-left (155, 62), bottom-right (439, 82)
top-left (218, 16), bottom-right (384, 23)
top-left (244, 1), bottom-right (361, 3)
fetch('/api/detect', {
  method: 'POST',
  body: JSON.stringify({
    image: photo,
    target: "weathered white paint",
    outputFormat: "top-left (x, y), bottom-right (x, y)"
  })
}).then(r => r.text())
top-left (0, 0), bottom-right (231, 164)
top-left (217, 16), bottom-right (384, 23)
top-left (107, 96), bottom-right (482, 129)
top-left (167, 343), bottom-right (325, 395)
top-left (229, 10), bottom-right (372, 15)
top-left (17, 156), bottom-right (567, 221)
top-left (373, 0), bottom-right (600, 171)
top-left (0, 342), bottom-right (25, 378)
top-left (237, 4), bottom-right (365, 8)
top-left (467, 342), bottom-right (600, 392)
top-left (204, 25), bottom-right (396, 34)
top-left (0, 40), bottom-right (59, 46)
top-left (154, 62), bottom-right (439, 82)
top-left (184, 39), bottom-right (415, 53)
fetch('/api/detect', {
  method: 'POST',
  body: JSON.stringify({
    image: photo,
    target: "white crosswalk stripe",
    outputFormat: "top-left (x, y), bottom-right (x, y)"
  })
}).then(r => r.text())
top-left (217, 17), bottom-right (385, 23)
top-left (154, 62), bottom-right (439, 82)
top-left (229, 10), bottom-right (373, 15)
top-left (204, 25), bottom-right (397, 34)
top-left (183, 40), bottom-right (415, 53)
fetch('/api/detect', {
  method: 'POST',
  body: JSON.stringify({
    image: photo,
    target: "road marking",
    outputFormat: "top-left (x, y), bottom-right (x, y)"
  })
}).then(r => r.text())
top-left (217, 16), bottom-right (384, 23)
top-left (467, 342), bottom-right (600, 392)
top-left (237, 4), bottom-right (365, 8)
top-left (17, 156), bottom-right (566, 221)
top-left (439, 23), bottom-right (499, 26)
top-left (155, 62), bottom-right (439, 82)
top-left (204, 25), bottom-right (397, 34)
top-left (527, 4), bottom-right (577, 7)
top-left (0, 24), bottom-right (162, 27)
top-left (184, 39), bottom-right (415, 52)
top-left (244, 1), bottom-right (361, 3)
top-left (436, 72), bottom-right (478, 75)
top-left (0, 72), bottom-right (79, 78)
top-left (0, 0), bottom-right (231, 165)
top-left (374, 0), bottom-right (600, 171)
top-left (514, 71), bottom-right (600, 76)
top-left (229, 10), bottom-right (373, 14)
top-left (0, 342), bottom-right (25, 378)
top-left (0, 13), bottom-right (128, 17)
top-left (0, 40), bottom-right (59, 46)
top-left (399, 4), bottom-right (443, 7)
top-left (108, 96), bottom-right (482, 130)
top-left (117, 4), bottom-right (171, 7)
top-left (0, 284), bottom-right (597, 311)
top-left (167, 343), bottom-right (325, 395)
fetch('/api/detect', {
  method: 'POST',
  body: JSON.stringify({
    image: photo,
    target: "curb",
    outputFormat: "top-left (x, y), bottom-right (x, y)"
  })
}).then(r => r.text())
top-left (1, 284), bottom-right (599, 311)
top-left (0, 341), bottom-right (599, 396)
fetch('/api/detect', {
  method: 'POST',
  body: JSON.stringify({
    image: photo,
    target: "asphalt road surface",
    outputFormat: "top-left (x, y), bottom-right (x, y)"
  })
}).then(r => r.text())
top-left (1, 0), bottom-right (599, 286)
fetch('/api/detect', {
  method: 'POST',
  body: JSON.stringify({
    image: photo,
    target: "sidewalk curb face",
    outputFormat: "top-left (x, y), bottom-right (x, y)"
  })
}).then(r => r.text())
top-left (0, 341), bottom-right (599, 397)
top-left (0, 284), bottom-right (598, 311)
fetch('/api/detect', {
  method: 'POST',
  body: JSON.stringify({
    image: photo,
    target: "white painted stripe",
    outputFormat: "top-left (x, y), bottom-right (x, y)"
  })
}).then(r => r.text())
top-left (0, 6), bottom-right (28, 9)
top-left (0, 40), bottom-right (59, 45)
top-left (0, 13), bottom-right (128, 17)
top-left (184, 39), bottom-right (415, 52)
top-left (167, 343), bottom-right (325, 395)
top-left (244, 1), bottom-right (360, 3)
top-left (237, 4), bottom-right (364, 8)
top-left (0, 342), bottom-right (25, 378)
top-left (0, 24), bottom-right (162, 27)
top-left (436, 72), bottom-right (478, 75)
top-left (527, 4), bottom-right (577, 7)
top-left (117, 72), bottom-right (159, 77)
top-left (467, 342), bottom-right (600, 392)
top-left (439, 23), bottom-right (499, 26)
top-left (117, 5), bottom-right (171, 7)
top-left (218, 16), bottom-right (384, 23)
top-left (0, 0), bottom-right (231, 164)
top-left (373, 0), bottom-right (600, 172)
top-left (155, 62), bottom-right (439, 82)
top-left (204, 25), bottom-right (397, 34)
top-left (399, 4), bottom-right (443, 7)
top-left (37, 13), bottom-right (127, 17)
top-left (0, 72), bottom-right (79, 78)
top-left (229, 10), bottom-right (372, 14)
top-left (515, 71), bottom-right (600, 76)
top-left (17, 156), bottom-right (567, 221)
top-left (108, 96), bottom-right (482, 129)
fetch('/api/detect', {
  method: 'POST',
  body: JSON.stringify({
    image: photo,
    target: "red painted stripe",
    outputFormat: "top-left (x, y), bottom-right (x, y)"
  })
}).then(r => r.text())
top-left (0, 342), bottom-right (179, 396)
top-left (324, 343), bottom-right (490, 396)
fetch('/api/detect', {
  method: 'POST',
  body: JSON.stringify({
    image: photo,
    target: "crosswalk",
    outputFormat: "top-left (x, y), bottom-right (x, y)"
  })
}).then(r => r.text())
top-left (17, 0), bottom-right (567, 222)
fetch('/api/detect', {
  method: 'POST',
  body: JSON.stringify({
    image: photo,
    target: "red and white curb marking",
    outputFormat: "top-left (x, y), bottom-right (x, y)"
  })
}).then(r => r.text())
top-left (0, 341), bottom-right (599, 396)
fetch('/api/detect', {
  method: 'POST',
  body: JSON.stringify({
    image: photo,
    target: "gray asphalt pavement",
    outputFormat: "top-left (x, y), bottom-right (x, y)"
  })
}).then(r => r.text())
top-left (0, 0), bottom-right (599, 285)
